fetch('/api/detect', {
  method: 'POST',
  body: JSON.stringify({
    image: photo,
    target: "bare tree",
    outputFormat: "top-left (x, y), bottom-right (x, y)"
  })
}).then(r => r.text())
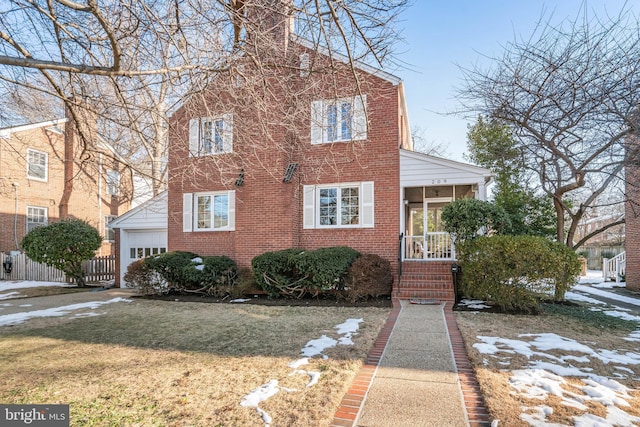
top-left (0, 1), bottom-right (407, 200)
top-left (457, 5), bottom-right (639, 249)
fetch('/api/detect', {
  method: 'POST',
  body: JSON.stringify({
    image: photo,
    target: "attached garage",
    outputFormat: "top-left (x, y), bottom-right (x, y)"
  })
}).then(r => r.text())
top-left (108, 191), bottom-right (168, 287)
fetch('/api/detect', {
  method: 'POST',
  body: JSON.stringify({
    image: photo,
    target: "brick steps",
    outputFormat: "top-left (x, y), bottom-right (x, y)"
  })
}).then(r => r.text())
top-left (394, 261), bottom-right (456, 301)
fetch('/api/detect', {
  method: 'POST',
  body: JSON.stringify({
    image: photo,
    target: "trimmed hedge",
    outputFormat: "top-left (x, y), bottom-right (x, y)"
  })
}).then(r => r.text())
top-left (457, 235), bottom-right (580, 313)
top-left (251, 247), bottom-right (361, 298)
top-left (131, 251), bottom-right (238, 297)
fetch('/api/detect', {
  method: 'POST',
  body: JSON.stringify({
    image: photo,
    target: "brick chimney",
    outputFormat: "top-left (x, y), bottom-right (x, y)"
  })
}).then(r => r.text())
top-left (245, 0), bottom-right (295, 56)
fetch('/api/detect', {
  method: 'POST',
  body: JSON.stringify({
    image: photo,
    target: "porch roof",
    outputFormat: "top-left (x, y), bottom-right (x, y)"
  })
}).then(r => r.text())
top-left (399, 149), bottom-right (493, 187)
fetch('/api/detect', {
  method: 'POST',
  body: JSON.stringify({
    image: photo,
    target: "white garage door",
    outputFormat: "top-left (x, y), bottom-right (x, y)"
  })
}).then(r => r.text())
top-left (121, 229), bottom-right (167, 287)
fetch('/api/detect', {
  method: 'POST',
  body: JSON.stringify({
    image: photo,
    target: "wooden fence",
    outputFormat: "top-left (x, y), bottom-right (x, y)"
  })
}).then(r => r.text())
top-left (0, 252), bottom-right (115, 283)
top-left (578, 246), bottom-right (625, 270)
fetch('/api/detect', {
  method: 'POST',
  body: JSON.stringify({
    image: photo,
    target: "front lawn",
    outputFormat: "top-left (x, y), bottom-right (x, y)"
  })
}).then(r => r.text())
top-left (0, 298), bottom-right (390, 426)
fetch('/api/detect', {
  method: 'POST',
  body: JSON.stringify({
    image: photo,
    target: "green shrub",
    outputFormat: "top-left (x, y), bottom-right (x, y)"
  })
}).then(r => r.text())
top-left (201, 255), bottom-right (239, 297)
top-left (441, 198), bottom-right (511, 244)
top-left (251, 248), bottom-right (306, 298)
top-left (21, 218), bottom-right (102, 287)
top-left (251, 247), bottom-right (361, 298)
top-left (144, 251), bottom-right (200, 287)
top-left (457, 235), bottom-right (580, 313)
top-left (295, 246), bottom-right (361, 292)
top-left (123, 259), bottom-right (168, 295)
top-left (345, 254), bottom-right (393, 302)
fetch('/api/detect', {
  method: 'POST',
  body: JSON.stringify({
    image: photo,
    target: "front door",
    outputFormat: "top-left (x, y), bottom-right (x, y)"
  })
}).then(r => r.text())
top-left (424, 197), bottom-right (452, 259)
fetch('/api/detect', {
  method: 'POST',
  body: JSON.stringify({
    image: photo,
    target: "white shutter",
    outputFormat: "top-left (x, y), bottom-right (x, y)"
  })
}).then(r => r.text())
top-left (228, 190), bottom-right (236, 230)
top-left (303, 185), bottom-right (315, 229)
top-left (223, 113), bottom-right (233, 153)
top-left (183, 193), bottom-right (193, 232)
top-left (188, 118), bottom-right (200, 156)
top-left (360, 181), bottom-right (374, 227)
top-left (310, 101), bottom-right (324, 145)
top-left (352, 95), bottom-right (367, 141)
top-left (300, 53), bottom-right (310, 77)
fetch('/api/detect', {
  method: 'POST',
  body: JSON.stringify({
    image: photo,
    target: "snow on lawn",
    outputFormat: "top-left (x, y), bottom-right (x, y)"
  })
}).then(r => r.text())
top-left (468, 272), bottom-right (640, 426)
top-left (240, 318), bottom-right (364, 426)
top-left (0, 280), bottom-right (76, 300)
top-left (0, 298), bottom-right (132, 326)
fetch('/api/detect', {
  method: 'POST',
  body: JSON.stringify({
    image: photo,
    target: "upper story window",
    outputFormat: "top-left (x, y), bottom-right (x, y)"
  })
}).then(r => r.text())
top-left (26, 206), bottom-right (47, 233)
top-left (106, 170), bottom-right (120, 196)
top-left (27, 148), bottom-right (48, 181)
top-left (182, 190), bottom-right (236, 232)
top-left (104, 215), bottom-right (116, 241)
top-left (311, 96), bottom-right (367, 144)
top-left (303, 182), bottom-right (374, 229)
top-left (189, 115), bottom-right (233, 156)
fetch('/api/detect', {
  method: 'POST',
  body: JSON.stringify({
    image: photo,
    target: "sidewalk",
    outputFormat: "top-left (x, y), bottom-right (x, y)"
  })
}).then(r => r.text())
top-left (331, 300), bottom-right (491, 427)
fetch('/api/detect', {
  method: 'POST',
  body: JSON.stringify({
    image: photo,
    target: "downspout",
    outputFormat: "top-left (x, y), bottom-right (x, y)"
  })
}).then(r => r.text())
top-left (98, 153), bottom-right (103, 256)
top-left (13, 182), bottom-right (19, 250)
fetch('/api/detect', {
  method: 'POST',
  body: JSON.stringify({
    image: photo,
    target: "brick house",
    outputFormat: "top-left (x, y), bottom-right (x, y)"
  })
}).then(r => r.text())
top-left (626, 136), bottom-right (639, 291)
top-left (111, 2), bottom-right (492, 300)
top-left (0, 117), bottom-right (132, 256)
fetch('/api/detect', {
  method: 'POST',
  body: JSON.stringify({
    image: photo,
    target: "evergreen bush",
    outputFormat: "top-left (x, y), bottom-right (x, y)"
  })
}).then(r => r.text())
top-left (457, 235), bottom-right (580, 313)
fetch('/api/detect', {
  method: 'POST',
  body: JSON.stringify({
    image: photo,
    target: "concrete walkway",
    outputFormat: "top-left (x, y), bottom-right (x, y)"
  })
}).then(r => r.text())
top-left (331, 300), bottom-right (492, 427)
top-left (356, 301), bottom-right (469, 426)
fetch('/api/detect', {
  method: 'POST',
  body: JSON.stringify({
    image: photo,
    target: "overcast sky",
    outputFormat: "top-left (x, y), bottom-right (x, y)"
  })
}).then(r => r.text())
top-left (392, 0), bottom-right (635, 161)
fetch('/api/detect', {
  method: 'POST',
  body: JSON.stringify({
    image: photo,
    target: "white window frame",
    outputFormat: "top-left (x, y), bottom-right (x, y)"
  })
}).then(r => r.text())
top-left (189, 115), bottom-right (233, 156)
top-left (104, 215), bottom-right (117, 241)
top-left (182, 190), bottom-right (235, 232)
top-left (26, 206), bottom-right (48, 233)
top-left (106, 169), bottom-right (120, 196)
top-left (311, 96), bottom-right (367, 144)
top-left (303, 182), bottom-right (374, 229)
top-left (26, 148), bottom-right (48, 181)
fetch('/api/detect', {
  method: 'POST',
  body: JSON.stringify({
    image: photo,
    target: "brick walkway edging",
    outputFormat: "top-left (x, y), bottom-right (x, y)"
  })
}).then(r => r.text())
top-left (329, 300), bottom-right (493, 427)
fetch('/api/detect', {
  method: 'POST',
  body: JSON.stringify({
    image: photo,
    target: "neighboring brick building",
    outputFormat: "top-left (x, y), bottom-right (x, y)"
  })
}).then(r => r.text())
top-left (626, 136), bottom-right (640, 291)
top-left (0, 117), bottom-right (132, 256)
top-left (112, 1), bottom-right (492, 300)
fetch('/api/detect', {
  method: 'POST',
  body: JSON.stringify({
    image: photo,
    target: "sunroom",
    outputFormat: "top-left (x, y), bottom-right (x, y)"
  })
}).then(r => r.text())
top-left (399, 149), bottom-right (493, 261)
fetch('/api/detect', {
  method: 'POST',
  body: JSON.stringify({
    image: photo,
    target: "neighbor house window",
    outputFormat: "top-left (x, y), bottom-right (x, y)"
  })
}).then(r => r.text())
top-left (189, 115), bottom-right (233, 156)
top-left (182, 191), bottom-right (236, 232)
top-left (303, 182), bottom-right (374, 229)
top-left (310, 96), bottom-right (367, 144)
top-left (300, 53), bottom-right (310, 77)
top-left (26, 206), bottom-right (47, 233)
top-left (27, 149), bottom-right (48, 181)
top-left (106, 170), bottom-right (120, 196)
top-left (104, 215), bottom-right (116, 241)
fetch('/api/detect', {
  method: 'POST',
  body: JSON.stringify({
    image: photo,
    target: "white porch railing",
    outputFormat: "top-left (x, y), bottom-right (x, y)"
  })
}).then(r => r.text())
top-left (603, 251), bottom-right (626, 282)
top-left (404, 232), bottom-right (455, 261)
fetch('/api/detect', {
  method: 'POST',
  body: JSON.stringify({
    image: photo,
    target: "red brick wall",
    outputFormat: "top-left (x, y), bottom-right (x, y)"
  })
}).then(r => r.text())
top-left (626, 136), bottom-right (640, 291)
top-left (167, 44), bottom-right (401, 274)
top-left (0, 121), bottom-right (131, 256)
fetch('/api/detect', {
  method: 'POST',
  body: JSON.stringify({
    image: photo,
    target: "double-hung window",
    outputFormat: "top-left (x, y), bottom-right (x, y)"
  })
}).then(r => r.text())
top-left (104, 215), bottom-right (116, 241)
top-left (27, 206), bottom-right (47, 233)
top-left (304, 182), bottom-right (374, 229)
top-left (182, 191), bottom-right (236, 232)
top-left (27, 149), bottom-right (48, 181)
top-left (189, 115), bottom-right (233, 156)
top-left (106, 170), bottom-right (120, 196)
top-left (311, 96), bottom-right (367, 144)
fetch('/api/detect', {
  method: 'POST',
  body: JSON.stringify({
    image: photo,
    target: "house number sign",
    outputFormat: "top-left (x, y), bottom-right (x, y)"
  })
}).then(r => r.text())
top-left (431, 179), bottom-right (447, 184)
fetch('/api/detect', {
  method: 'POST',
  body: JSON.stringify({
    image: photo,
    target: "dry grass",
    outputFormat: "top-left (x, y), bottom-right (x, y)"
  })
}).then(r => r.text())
top-left (0, 299), bottom-right (390, 426)
top-left (456, 309), bottom-right (640, 426)
top-left (0, 285), bottom-right (94, 299)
